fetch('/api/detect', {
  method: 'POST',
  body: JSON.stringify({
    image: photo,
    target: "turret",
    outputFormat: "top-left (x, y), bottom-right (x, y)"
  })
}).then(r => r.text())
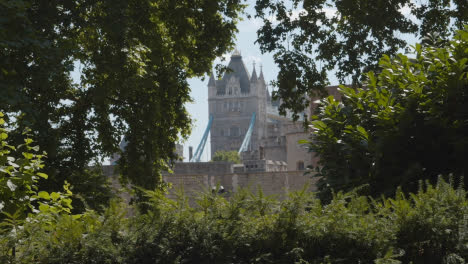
top-left (208, 71), bottom-right (217, 98)
top-left (259, 64), bottom-right (265, 85)
top-left (250, 63), bottom-right (258, 83)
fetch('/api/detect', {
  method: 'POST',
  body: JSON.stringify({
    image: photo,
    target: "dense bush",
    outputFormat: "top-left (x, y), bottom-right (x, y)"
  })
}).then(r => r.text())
top-left (309, 26), bottom-right (468, 199)
top-left (2, 117), bottom-right (468, 263)
top-left (2, 178), bottom-right (467, 264)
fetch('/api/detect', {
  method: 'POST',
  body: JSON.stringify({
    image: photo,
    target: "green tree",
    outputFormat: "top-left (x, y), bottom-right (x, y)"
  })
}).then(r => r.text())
top-left (254, 0), bottom-right (468, 119)
top-left (212, 150), bottom-right (241, 164)
top-left (309, 27), bottom-right (468, 199)
top-left (0, 0), bottom-right (246, 209)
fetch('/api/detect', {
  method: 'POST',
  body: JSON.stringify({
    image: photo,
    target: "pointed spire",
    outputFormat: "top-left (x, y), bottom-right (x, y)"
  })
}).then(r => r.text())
top-left (232, 48), bottom-right (241, 57)
top-left (259, 64), bottom-right (265, 81)
top-left (258, 64), bottom-right (265, 83)
top-left (266, 87), bottom-right (272, 102)
top-left (208, 71), bottom-right (215, 87)
top-left (250, 61), bottom-right (257, 82)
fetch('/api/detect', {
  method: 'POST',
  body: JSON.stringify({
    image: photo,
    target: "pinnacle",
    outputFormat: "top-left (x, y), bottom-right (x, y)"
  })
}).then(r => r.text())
top-left (208, 71), bottom-right (215, 87)
top-left (259, 64), bottom-right (265, 82)
top-left (232, 48), bottom-right (241, 57)
top-left (251, 62), bottom-right (258, 82)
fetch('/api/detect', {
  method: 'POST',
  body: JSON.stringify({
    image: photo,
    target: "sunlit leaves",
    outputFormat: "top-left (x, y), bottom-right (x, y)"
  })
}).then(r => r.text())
top-left (0, 112), bottom-right (49, 222)
top-left (309, 27), bottom-right (468, 199)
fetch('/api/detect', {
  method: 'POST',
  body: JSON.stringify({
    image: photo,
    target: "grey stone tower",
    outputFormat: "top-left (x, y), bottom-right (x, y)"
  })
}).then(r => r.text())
top-left (208, 51), bottom-right (267, 157)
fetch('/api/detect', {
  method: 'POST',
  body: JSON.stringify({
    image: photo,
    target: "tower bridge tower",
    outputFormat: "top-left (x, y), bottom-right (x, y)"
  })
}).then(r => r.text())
top-left (208, 52), bottom-right (268, 157)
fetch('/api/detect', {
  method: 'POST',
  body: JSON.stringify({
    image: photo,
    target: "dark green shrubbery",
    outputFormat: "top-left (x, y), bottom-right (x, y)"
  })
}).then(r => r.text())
top-left (1, 114), bottom-right (467, 263)
top-left (309, 27), bottom-right (468, 200)
top-left (2, 178), bottom-right (467, 264)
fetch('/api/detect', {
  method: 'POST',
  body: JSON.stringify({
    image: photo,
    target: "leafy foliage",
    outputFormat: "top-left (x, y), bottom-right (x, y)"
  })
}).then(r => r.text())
top-left (309, 27), bottom-right (468, 199)
top-left (0, 112), bottom-right (74, 263)
top-left (211, 150), bottom-right (241, 163)
top-left (2, 178), bottom-right (468, 263)
top-left (254, 0), bottom-right (468, 119)
top-left (0, 0), bottom-right (247, 209)
top-left (0, 112), bottom-right (48, 220)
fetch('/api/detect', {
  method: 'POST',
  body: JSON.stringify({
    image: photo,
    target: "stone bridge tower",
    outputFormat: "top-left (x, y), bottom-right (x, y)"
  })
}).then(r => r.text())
top-left (208, 51), bottom-right (267, 158)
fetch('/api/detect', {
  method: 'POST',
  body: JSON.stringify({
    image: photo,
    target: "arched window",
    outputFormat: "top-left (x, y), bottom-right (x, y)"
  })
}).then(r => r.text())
top-left (297, 161), bottom-right (305, 171)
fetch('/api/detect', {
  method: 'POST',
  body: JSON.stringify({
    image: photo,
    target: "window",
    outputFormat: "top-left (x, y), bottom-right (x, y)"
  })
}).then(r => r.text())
top-left (230, 126), bottom-right (239, 137)
top-left (297, 161), bottom-right (305, 171)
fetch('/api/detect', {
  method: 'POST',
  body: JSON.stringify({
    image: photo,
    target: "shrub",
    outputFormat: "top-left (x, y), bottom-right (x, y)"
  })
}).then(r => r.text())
top-left (308, 26), bottom-right (468, 199)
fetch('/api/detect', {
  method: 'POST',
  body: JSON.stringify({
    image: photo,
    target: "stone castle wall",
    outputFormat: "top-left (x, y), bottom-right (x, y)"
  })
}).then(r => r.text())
top-left (162, 170), bottom-right (317, 200)
top-left (102, 165), bottom-right (317, 202)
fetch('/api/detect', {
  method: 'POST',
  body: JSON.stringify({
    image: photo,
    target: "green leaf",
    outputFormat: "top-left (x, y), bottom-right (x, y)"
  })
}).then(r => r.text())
top-left (38, 191), bottom-right (50, 200)
top-left (39, 203), bottom-right (49, 212)
top-left (356, 126), bottom-right (368, 140)
top-left (50, 192), bottom-right (60, 201)
top-left (0, 133), bottom-right (7, 140)
top-left (37, 172), bottom-right (48, 179)
top-left (312, 120), bottom-right (326, 130)
top-left (60, 198), bottom-right (72, 209)
top-left (22, 152), bottom-right (33, 159)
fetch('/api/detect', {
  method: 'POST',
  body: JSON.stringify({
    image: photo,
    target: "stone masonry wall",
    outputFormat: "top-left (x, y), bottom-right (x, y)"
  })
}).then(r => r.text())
top-left (102, 165), bottom-right (317, 203)
top-left (162, 170), bottom-right (317, 201)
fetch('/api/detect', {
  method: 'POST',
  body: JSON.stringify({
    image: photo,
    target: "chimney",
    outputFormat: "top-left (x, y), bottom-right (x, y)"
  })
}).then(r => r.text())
top-left (189, 146), bottom-right (193, 161)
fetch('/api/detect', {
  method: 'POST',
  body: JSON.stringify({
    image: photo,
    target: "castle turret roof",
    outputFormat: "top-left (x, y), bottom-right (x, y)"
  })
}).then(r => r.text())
top-left (250, 65), bottom-right (258, 82)
top-left (217, 52), bottom-right (251, 94)
top-left (259, 65), bottom-right (265, 83)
